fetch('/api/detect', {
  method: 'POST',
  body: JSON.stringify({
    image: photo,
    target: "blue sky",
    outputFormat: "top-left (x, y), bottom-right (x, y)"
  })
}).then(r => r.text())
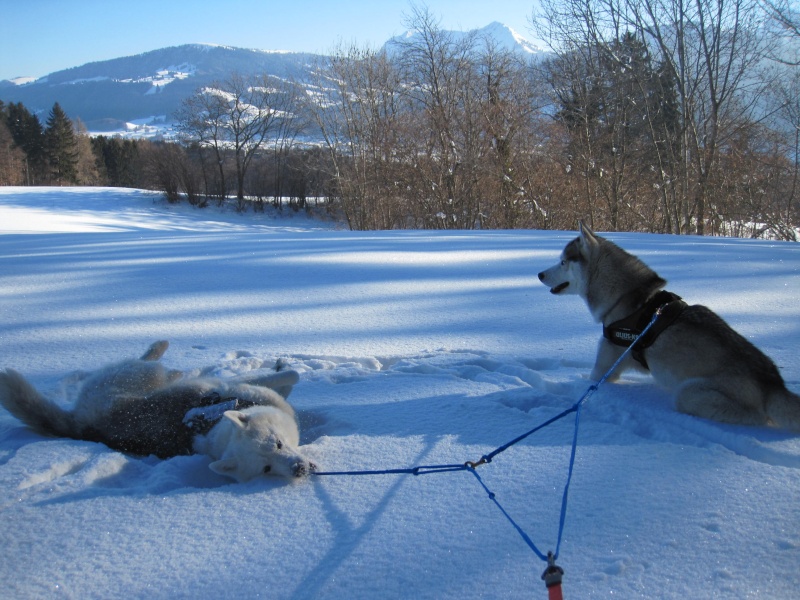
top-left (0, 0), bottom-right (540, 81)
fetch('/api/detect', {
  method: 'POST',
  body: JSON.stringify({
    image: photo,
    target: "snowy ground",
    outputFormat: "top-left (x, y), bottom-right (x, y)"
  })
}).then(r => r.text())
top-left (0, 187), bottom-right (798, 599)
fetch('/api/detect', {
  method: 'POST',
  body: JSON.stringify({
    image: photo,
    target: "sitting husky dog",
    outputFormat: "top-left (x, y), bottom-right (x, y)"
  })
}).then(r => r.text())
top-left (0, 341), bottom-right (317, 481)
top-left (539, 222), bottom-right (800, 431)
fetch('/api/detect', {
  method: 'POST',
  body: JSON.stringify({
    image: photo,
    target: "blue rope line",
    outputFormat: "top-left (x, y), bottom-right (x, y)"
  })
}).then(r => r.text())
top-left (313, 463), bottom-right (468, 476)
top-left (556, 405), bottom-right (582, 559)
top-left (477, 405), bottom-right (578, 466)
top-left (312, 308), bottom-right (665, 563)
top-left (549, 308), bottom-right (663, 559)
top-left (468, 466), bottom-right (549, 562)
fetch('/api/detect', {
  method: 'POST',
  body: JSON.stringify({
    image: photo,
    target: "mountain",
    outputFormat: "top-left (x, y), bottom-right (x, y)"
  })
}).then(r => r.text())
top-left (0, 24), bottom-right (545, 138)
top-left (384, 21), bottom-right (547, 56)
top-left (0, 44), bottom-right (319, 134)
top-left (479, 22), bottom-right (547, 54)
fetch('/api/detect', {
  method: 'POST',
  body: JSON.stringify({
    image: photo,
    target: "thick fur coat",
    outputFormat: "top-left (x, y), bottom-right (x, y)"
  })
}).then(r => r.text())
top-left (0, 341), bottom-right (317, 481)
top-left (538, 223), bottom-right (800, 431)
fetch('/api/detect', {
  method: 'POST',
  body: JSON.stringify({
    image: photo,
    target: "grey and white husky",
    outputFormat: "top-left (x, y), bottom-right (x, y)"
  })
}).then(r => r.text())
top-left (538, 222), bottom-right (800, 431)
top-left (0, 341), bottom-right (317, 481)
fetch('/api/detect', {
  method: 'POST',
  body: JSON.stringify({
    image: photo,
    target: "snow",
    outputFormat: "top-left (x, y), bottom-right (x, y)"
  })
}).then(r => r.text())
top-left (386, 22), bottom-right (546, 57)
top-left (480, 22), bottom-right (547, 54)
top-left (1, 186), bottom-right (799, 599)
top-left (7, 76), bottom-right (38, 86)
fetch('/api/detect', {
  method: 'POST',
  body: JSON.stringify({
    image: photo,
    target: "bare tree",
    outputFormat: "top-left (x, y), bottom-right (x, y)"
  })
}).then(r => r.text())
top-left (535, 0), bottom-right (776, 234)
top-left (305, 43), bottom-right (404, 229)
top-left (305, 7), bottom-right (551, 230)
top-left (72, 120), bottom-right (102, 185)
top-left (393, 4), bottom-right (483, 229)
top-left (176, 82), bottom-right (229, 201)
top-left (760, 0), bottom-right (800, 60)
top-left (760, 60), bottom-right (800, 238)
top-left (176, 72), bottom-right (297, 207)
top-left (473, 35), bottom-right (550, 228)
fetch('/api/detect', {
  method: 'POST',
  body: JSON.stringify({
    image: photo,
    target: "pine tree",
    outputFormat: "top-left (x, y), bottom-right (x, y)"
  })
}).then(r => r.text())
top-left (5, 102), bottom-right (46, 184)
top-left (44, 103), bottom-right (79, 184)
top-left (0, 118), bottom-right (26, 185)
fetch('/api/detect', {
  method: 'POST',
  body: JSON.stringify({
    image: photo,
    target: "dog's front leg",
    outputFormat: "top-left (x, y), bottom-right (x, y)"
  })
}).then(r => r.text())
top-left (590, 338), bottom-right (627, 382)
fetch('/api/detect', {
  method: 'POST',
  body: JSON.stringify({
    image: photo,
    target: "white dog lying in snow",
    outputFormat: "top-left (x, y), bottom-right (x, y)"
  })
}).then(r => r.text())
top-left (0, 341), bottom-right (317, 482)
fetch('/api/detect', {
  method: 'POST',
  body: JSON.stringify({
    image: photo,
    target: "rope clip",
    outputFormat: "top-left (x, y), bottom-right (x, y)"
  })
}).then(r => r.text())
top-left (464, 456), bottom-right (489, 469)
top-left (541, 551), bottom-right (564, 589)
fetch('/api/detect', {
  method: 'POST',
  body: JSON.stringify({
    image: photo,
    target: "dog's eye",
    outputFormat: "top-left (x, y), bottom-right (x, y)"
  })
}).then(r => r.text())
top-left (276, 439), bottom-right (283, 450)
top-left (263, 465), bottom-right (272, 474)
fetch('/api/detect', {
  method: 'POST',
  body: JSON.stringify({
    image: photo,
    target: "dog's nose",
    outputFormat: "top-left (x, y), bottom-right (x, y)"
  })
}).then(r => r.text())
top-left (537, 272), bottom-right (545, 281)
top-left (292, 461), bottom-right (317, 477)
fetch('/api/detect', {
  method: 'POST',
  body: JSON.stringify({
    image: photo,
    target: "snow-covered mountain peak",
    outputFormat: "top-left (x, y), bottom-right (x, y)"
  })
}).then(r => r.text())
top-left (385, 21), bottom-right (545, 56)
top-left (478, 21), bottom-right (546, 54)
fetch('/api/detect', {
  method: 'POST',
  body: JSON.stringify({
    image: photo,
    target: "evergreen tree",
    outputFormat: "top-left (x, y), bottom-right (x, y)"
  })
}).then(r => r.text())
top-left (550, 33), bottom-right (681, 229)
top-left (5, 102), bottom-right (46, 184)
top-left (92, 136), bottom-right (141, 187)
top-left (0, 118), bottom-right (26, 185)
top-left (44, 102), bottom-right (79, 184)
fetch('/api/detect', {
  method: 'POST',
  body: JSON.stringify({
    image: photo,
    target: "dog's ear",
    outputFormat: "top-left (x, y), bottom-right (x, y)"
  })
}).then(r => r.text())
top-left (223, 410), bottom-right (250, 429)
top-left (578, 220), bottom-right (598, 247)
top-left (209, 458), bottom-right (238, 476)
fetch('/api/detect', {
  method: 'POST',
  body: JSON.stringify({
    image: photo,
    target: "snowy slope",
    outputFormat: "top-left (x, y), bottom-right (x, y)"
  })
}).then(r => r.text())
top-left (0, 45), bottom-right (316, 133)
top-left (0, 187), bottom-right (798, 599)
top-left (384, 21), bottom-right (546, 57)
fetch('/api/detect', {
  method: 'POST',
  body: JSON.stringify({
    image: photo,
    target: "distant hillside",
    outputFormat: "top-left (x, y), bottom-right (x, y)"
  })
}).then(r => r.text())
top-left (0, 45), bottom-right (319, 133)
top-left (0, 24), bottom-right (546, 137)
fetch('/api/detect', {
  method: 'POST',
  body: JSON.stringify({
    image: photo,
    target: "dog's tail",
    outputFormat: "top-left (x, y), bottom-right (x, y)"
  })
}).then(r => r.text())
top-left (0, 369), bottom-right (79, 438)
top-left (140, 340), bottom-right (169, 361)
top-left (767, 388), bottom-right (800, 433)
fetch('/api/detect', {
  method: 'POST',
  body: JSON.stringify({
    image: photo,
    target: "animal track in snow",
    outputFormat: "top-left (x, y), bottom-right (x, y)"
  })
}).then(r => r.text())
top-left (17, 451), bottom-right (135, 491)
top-left (18, 457), bottom-right (90, 490)
top-left (285, 350), bottom-right (800, 470)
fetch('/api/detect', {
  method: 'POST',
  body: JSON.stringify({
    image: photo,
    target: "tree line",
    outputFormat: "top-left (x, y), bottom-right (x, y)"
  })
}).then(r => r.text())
top-left (1, 101), bottom-right (98, 186)
top-left (1, 100), bottom-right (165, 189)
top-left (301, 2), bottom-right (799, 237)
top-left (1, 1), bottom-right (799, 238)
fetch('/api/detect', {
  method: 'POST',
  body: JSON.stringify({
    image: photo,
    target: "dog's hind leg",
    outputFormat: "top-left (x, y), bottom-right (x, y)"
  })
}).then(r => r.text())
top-left (675, 378), bottom-right (769, 427)
top-left (766, 389), bottom-right (800, 432)
top-left (140, 340), bottom-right (169, 361)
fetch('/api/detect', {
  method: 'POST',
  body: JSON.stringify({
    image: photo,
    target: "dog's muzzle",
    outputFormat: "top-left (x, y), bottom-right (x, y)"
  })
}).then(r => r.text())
top-left (292, 461), bottom-right (318, 478)
top-left (538, 272), bottom-right (569, 294)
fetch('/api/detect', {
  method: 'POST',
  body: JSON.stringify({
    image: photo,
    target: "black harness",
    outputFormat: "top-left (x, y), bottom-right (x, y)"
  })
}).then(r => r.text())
top-left (183, 393), bottom-right (258, 435)
top-left (603, 290), bottom-right (687, 370)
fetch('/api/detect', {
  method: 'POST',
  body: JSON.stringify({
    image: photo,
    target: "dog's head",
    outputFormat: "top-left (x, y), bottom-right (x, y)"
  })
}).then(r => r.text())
top-left (208, 408), bottom-right (317, 482)
top-left (537, 221), bottom-right (598, 297)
